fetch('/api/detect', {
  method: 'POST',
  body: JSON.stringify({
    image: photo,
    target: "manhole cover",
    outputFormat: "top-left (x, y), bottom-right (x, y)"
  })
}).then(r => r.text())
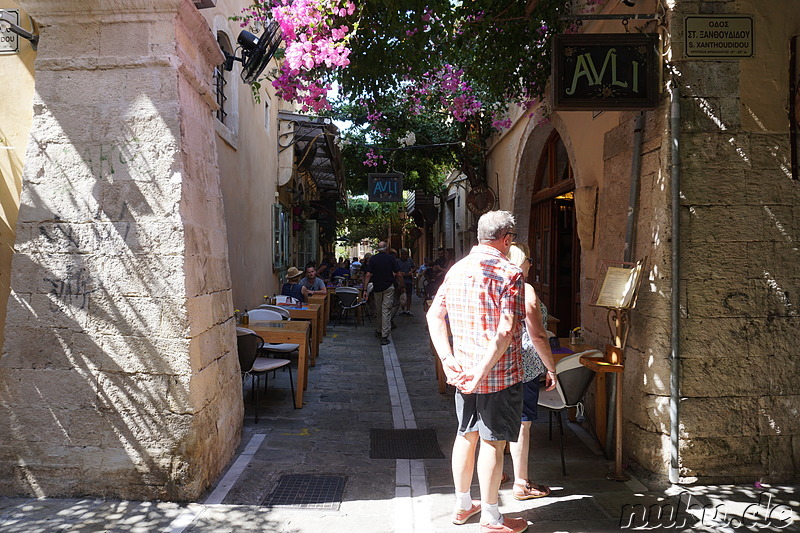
top-left (369, 428), bottom-right (445, 459)
top-left (262, 474), bottom-right (347, 510)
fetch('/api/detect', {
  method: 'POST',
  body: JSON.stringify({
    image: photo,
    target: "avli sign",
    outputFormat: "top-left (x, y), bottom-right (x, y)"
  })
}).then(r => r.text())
top-left (553, 33), bottom-right (660, 111)
top-left (368, 173), bottom-right (403, 202)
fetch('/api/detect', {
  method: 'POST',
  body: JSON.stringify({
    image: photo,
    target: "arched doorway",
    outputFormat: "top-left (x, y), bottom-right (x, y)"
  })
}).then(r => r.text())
top-left (528, 131), bottom-right (580, 337)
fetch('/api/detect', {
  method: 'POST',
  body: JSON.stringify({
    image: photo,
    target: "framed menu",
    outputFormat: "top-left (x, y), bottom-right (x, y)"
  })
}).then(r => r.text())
top-left (591, 260), bottom-right (645, 309)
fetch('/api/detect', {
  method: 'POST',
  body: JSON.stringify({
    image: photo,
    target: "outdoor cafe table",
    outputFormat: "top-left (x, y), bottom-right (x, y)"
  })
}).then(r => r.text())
top-left (307, 293), bottom-right (329, 337)
top-left (282, 303), bottom-right (322, 365)
top-left (246, 320), bottom-right (311, 409)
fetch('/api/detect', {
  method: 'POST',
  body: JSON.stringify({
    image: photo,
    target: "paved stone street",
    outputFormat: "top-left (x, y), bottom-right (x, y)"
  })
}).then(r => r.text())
top-left (1, 304), bottom-right (797, 532)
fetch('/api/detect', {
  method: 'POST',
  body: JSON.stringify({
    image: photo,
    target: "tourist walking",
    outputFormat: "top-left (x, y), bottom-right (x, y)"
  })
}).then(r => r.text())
top-left (362, 241), bottom-right (401, 345)
top-left (397, 248), bottom-right (416, 316)
top-left (426, 210), bottom-right (529, 533)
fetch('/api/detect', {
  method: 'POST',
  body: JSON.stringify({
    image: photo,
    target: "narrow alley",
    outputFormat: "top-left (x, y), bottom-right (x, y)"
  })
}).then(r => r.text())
top-left (1, 303), bottom-right (795, 532)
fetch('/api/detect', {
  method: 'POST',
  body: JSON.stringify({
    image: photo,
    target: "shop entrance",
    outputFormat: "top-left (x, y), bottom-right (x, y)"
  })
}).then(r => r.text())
top-left (528, 132), bottom-right (581, 337)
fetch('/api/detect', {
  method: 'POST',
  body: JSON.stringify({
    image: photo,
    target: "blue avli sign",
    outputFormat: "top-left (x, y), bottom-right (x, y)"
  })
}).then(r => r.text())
top-left (368, 173), bottom-right (404, 202)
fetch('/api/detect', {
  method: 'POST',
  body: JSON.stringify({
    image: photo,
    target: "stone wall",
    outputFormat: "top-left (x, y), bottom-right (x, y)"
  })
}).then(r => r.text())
top-left (602, 109), bottom-right (674, 478)
top-left (668, 0), bottom-right (800, 483)
top-left (0, 0), bottom-right (242, 500)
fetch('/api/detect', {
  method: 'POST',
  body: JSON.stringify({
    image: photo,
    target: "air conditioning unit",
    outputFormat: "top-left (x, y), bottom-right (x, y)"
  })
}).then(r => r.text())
top-left (193, 0), bottom-right (216, 9)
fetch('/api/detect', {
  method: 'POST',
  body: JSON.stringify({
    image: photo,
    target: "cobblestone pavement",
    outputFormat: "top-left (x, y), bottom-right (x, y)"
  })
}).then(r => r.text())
top-left (1, 301), bottom-right (797, 532)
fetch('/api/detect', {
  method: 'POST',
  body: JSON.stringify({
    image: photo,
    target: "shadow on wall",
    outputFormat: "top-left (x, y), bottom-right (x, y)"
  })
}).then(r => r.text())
top-left (0, 115), bottom-right (241, 499)
top-left (0, 126), bottom-right (26, 345)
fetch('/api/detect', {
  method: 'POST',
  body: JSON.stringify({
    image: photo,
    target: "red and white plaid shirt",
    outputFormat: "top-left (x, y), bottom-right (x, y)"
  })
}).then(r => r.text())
top-left (433, 244), bottom-right (525, 394)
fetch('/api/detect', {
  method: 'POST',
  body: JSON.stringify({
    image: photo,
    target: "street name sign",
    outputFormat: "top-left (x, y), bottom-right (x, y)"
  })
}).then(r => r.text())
top-left (0, 10), bottom-right (20, 54)
top-left (685, 15), bottom-right (753, 58)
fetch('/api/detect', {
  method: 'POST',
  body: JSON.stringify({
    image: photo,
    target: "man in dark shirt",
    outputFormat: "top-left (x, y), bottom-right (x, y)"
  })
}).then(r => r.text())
top-left (362, 241), bottom-right (402, 345)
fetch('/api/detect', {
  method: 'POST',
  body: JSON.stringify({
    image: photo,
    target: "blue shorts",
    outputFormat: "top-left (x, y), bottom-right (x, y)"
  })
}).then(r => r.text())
top-left (520, 376), bottom-right (542, 422)
top-left (454, 382), bottom-right (523, 442)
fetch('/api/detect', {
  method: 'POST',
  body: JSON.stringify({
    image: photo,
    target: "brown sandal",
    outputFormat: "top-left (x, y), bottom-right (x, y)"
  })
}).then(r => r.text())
top-left (512, 481), bottom-right (551, 500)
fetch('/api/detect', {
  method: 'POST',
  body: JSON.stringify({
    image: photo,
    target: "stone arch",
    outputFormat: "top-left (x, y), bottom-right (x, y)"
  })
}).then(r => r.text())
top-left (511, 111), bottom-right (589, 235)
top-left (511, 111), bottom-right (584, 335)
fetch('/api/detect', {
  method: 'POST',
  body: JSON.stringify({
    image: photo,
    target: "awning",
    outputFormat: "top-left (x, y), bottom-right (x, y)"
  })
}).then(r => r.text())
top-left (278, 111), bottom-right (346, 203)
top-left (406, 189), bottom-right (437, 226)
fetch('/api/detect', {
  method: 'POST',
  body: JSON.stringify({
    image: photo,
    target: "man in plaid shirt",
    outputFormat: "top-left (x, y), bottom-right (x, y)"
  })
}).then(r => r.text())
top-left (427, 211), bottom-right (528, 533)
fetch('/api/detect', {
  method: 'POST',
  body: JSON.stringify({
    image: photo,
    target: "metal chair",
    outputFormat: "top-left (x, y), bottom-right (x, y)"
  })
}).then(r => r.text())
top-left (236, 329), bottom-right (296, 422)
top-left (334, 286), bottom-right (365, 327)
top-left (537, 349), bottom-right (602, 475)
top-left (246, 309), bottom-right (300, 357)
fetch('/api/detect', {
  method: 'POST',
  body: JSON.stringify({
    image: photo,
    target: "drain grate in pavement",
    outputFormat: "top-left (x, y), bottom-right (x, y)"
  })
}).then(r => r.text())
top-left (369, 428), bottom-right (445, 459)
top-left (262, 475), bottom-right (347, 510)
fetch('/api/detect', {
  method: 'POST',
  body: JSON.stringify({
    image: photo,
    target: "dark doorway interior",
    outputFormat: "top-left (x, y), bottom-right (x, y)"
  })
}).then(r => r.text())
top-left (528, 132), bottom-right (581, 337)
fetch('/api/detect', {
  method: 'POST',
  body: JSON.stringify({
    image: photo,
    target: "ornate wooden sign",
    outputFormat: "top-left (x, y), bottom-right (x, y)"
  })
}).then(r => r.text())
top-left (466, 185), bottom-right (496, 215)
top-left (553, 33), bottom-right (660, 110)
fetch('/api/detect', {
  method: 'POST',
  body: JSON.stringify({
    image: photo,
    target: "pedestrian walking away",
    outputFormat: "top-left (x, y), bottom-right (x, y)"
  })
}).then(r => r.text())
top-left (362, 241), bottom-right (401, 345)
top-left (397, 247), bottom-right (416, 316)
top-left (426, 210), bottom-right (529, 533)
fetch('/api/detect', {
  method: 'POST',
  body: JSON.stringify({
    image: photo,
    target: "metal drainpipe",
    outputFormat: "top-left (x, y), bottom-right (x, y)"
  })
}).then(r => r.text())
top-left (605, 111), bottom-right (646, 456)
top-left (669, 81), bottom-right (681, 484)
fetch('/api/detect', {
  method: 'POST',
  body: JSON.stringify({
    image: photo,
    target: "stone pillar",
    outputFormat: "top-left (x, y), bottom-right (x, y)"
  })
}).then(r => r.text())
top-left (0, 0), bottom-right (242, 500)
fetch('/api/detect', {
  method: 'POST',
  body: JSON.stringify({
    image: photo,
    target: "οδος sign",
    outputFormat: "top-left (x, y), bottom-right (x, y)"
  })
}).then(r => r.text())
top-left (368, 173), bottom-right (403, 202)
top-left (553, 33), bottom-right (660, 111)
top-left (684, 15), bottom-right (753, 58)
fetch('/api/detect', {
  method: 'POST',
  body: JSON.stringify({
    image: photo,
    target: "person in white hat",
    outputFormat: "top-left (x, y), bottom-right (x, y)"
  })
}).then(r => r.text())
top-left (281, 266), bottom-right (305, 302)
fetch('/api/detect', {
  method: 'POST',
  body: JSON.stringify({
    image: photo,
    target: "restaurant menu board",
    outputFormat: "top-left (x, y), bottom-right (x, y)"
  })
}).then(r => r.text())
top-left (592, 261), bottom-right (644, 309)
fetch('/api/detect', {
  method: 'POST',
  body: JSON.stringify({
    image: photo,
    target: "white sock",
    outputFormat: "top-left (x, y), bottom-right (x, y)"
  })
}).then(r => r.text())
top-left (481, 502), bottom-right (502, 525)
top-left (455, 491), bottom-right (472, 511)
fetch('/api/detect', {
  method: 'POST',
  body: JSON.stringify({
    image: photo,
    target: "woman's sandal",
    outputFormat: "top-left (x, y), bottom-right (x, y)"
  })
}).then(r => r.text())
top-left (512, 481), bottom-right (551, 500)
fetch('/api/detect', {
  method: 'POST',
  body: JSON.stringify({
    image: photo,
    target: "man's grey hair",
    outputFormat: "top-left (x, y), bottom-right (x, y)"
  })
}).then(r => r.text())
top-left (477, 210), bottom-right (516, 242)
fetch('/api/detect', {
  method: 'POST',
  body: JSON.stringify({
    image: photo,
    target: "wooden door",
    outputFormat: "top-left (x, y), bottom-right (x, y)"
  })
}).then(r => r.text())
top-left (529, 200), bottom-right (552, 310)
top-left (528, 132), bottom-right (581, 337)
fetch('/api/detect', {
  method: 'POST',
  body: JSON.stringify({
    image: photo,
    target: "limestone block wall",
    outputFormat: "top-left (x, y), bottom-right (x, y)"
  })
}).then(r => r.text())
top-left (668, 0), bottom-right (800, 483)
top-left (0, 0), bottom-right (242, 500)
top-left (595, 109), bottom-right (674, 477)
